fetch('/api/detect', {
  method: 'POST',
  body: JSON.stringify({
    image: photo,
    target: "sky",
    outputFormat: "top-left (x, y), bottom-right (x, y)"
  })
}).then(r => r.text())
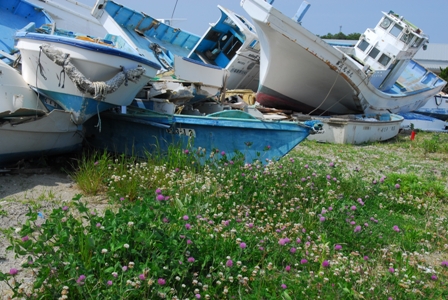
top-left (80, 0), bottom-right (448, 44)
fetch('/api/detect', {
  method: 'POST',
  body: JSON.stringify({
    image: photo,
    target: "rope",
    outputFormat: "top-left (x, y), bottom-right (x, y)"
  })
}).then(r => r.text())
top-left (170, 0), bottom-right (179, 26)
top-left (92, 81), bottom-right (108, 100)
top-left (94, 101), bottom-right (102, 132)
top-left (307, 70), bottom-right (341, 115)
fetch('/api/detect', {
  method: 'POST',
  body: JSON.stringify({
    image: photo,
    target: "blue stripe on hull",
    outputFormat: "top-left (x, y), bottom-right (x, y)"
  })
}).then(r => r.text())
top-left (40, 89), bottom-right (116, 124)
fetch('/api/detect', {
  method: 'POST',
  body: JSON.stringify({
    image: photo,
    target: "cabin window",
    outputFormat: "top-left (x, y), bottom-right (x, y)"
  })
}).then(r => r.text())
top-left (380, 17), bottom-right (392, 29)
top-left (390, 24), bottom-right (403, 37)
top-left (400, 33), bottom-right (413, 44)
top-left (368, 47), bottom-right (380, 59)
top-left (378, 54), bottom-right (391, 66)
top-left (223, 17), bottom-right (236, 29)
top-left (357, 39), bottom-right (370, 52)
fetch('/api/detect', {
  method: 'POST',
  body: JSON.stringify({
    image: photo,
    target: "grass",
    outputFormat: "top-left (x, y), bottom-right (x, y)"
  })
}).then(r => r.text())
top-left (1, 132), bottom-right (447, 299)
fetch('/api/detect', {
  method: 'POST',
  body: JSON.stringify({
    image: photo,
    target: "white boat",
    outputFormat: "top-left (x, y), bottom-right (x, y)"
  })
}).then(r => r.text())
top-left (91, 0), bottom-right (260, 91)
top-left (295, 113), bottom-right (403, 144)
top-left (0, 60), bottom-right (48, 117)
top-left (0, 110), bottom-right (83, 166)
top-left (399, 112), bottom-right (448, 133)
top-left (241, 0), bottom-right (446, 115)
top-left (15, 24), bottom-right (161, 124)
top-left (414, 93), bottom-right (448, 121)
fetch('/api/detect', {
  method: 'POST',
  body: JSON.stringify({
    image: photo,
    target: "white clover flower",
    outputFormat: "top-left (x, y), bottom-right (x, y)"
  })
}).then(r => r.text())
top-left (127, 222), bottom-right (134, 227)
top-left (101, 249), bottom-right (108, 254)
top-left (123, 243), bottom-right (130, 249)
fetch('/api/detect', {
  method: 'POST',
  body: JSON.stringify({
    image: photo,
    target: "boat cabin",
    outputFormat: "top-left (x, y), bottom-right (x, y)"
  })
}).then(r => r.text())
top-left (354, 11), bottom-right (428, 72)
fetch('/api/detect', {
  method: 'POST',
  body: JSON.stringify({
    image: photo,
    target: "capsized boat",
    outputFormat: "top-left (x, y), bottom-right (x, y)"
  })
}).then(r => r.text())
top-left (414, 93), bottom-right (448, 121)
top-left (295, 113), bottom-right (404, 144)
top-left (241, 0), bottom-right (446, 115)
top-left (399, 112), bottom-right (448, 133)
top-left (91, 0), bottom-right (260, 91)
top-left (0, 110), bottom-right (83, 166)
top-left (84, 107), bottom-right (322, 164)
top-left (15, 24), bottom-right (161, 124)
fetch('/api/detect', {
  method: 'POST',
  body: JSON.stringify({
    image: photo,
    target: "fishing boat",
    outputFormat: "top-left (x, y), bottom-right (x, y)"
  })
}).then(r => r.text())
top-left (15, 24), bottom-right (161, 124)
top-left (84, 107), bottom-right (322, 164)
top-left (91, 0), bottom-right (260, 92)
top-left (399, 112), bottom-right (448, 133)
top-left (0, 60), bottom-right (48, 117)
top-left (295, 113), bottom-right (404, 144)
top-left (414, 93), bottom-right (448, 121)
top-left (241, 0), bottom-right (446, 115)
top-left (0, 110), bottom-right (83, 166)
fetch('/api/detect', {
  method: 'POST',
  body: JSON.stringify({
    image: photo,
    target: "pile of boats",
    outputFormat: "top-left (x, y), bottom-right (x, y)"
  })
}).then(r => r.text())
top-left (1, 0), bottom-right (446, 166)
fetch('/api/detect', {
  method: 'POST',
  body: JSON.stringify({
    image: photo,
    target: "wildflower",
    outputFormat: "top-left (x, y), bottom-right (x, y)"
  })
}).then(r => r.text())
top-left (363, 256), bottom-right (369, 261)
top-left (441, 261), bottom-right (448, 267)
top-left (221, 151), bottom-right (226, 156)
top-left (329, 162), bottom-right (334, 167)
top-left (139, 274), bottom-right (146, 280)
top-left (389, 267), bottom-right (395, 273)
top-left (322, 260), bottom-right (330, 268)
top-left (278, 238), bottom-right (287, 246)
top-left (101, 249), bottom-right (108, 254)
top-left (94, 161), bottom-right (99, 166)
top-left (304, 164), bottom-right (309, 169)
top-left (183, 215), bottom-right (189, 221)
top-left (300, 259), bottom-right (308, 264)
top-left (62, 206), bottom-right (68, 211)
top-left (195, 294), bottom-right (201, 299)
top-left (319, 217), bottom-right (326, 222)
top-left (240, 242), bottom-right (247, 249)
top-left (120, 197), bottom-right (125, 201)
top-left (395, 184), bottom-right (400, 189)
top-left (185, 224), bottom-right (191, 230)
top-left (334, 244), bottom-right (342, 250)
top-left (112, 272), bottom-right (118, 277)
top-left (184, 149), bottom-right (189, 154)
top-left (163, 217), bottom-right (169, 223)
top-left (156, 194), bottom-right (165, 201)
top-left (188, 257), bottom-right (195, 263)
top-left (354, 226), bottom-right (362, 233)
top-left (431, 275), bottom-right (438, 281)
top-left (296, 238), bottom-right (301, 243)
top-left (290, 247), bottom-right (297, 253)
top-left (76, 275), bottom-right (86, 285)
top-left (128, 262), bottom-right (135, 269)
top-left (122, 266), bottom-right (128, 272)
top-left (155, 188), bottom-right (162, 194)
top-left (9, 268), bottom-right (18, 276)
top-left (158, 278), bottom-right (166, 285)
top-left (96, 223), bottom-right (101, 228)
top-left (350, 205), bottom-right (357, 211)
top-left (226, 260), bottom-right (233, 267)
top-left (21, 236), bottom-right (29, 242)
top-left (393, 225), bottom-right (400, 232)
top-left (187, 239), bottom-right (192, 244)
top-left (107, 280), bottom-right (113, 286)
top-left (281, 284), bottom-right (287, 289)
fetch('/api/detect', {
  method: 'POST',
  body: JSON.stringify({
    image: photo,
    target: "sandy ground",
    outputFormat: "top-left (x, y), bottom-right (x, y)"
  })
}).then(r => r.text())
top-left (0, 168), bottom-right (107, 298)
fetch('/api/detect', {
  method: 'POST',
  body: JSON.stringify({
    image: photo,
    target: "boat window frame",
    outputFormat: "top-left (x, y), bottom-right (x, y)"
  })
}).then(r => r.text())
top-left (390, 24), bottom-right (403, 37)
top-left (412, 37), bottom-right (424, 48)
top-left (400, 33), bottom-right (414, 44)
top-left (357, 39), bottom-right (370, 52)
top-left (378, 53), bottom-right (391, 67)
top-left (368, 47), bottom-right (380, 59)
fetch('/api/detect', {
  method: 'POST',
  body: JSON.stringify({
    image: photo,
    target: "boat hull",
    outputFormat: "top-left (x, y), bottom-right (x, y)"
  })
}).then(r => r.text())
top-left (241, 0), bottom-right (445, 115)
top-left (414, 94), bottom-right (448, 121)
top-left (16, 33), bottom-right (161, 124)
top-left (399, 112), bottom-right (448, 133)
top-left (0, 60), bottom-right (48, 117)
top-left (304, 114), bottom-right (403, 144)
top-left (84, 110), bottom-right (316, 163)
top-left (0, 110), bottom-right (82, 165)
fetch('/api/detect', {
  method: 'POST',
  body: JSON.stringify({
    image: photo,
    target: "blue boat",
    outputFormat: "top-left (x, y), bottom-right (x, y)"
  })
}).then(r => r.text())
top-left (0, 0), bottom-right (52, 65)
top-left (399, 112), bottom-right (448, 133)
top-left (84, 107), bottom-right (322, 164)
top-left (92, 0), bottom-right (260, 93)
